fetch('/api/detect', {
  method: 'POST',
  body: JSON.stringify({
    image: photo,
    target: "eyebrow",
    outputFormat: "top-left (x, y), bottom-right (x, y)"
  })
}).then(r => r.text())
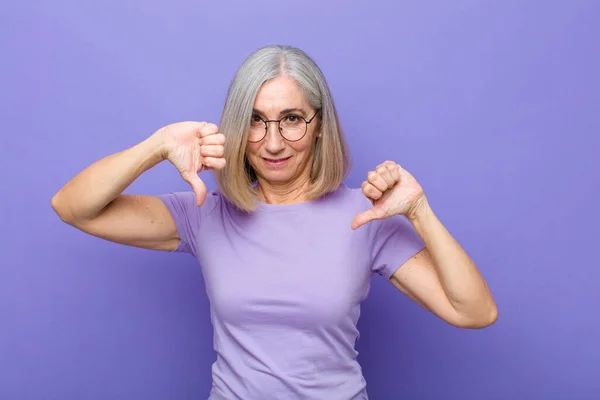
top-left (252, 108), bottom-right (307, 117)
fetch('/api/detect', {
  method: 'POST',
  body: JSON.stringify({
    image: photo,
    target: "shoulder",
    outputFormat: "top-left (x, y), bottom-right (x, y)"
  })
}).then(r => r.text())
top-left (308, 184), bottom-right (374, 231)
top-left (157, 189), bottom-right (224, 221)
top-left (324, 184), bottom-right (371, 212)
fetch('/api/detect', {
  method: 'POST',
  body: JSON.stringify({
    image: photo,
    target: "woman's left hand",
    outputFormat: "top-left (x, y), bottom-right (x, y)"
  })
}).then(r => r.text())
top-left (351, 161), bottom-right (427, 230)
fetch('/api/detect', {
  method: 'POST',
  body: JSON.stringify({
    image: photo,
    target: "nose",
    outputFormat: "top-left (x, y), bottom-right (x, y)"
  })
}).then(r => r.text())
top-left (264, 122), bottom-right (285, 154)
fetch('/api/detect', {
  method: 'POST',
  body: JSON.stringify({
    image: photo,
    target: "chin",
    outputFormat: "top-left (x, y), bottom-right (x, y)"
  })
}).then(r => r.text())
top-left (259, 169), bottom-right (294, 183)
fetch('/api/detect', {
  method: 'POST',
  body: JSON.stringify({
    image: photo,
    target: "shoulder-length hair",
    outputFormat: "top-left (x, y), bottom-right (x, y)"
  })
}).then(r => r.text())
top-left (213, 45), bottom-right (351, 211)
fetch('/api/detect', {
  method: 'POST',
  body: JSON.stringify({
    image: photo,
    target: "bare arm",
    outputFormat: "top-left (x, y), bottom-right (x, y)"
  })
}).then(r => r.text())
top-left (391, 199), bottom-right (498, 329)
top-left (352, 161), bottom-right (497, 329)
top-left (51, 132), bottom-right (180, 251)
top-left (51, 122), bottom-right (226, 251)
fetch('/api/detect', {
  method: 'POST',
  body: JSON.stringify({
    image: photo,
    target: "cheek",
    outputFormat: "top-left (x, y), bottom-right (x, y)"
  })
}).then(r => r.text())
top-left (245, 143), bottom-right (261, 159)
top-left (290, 139), bottom-right (315, 158)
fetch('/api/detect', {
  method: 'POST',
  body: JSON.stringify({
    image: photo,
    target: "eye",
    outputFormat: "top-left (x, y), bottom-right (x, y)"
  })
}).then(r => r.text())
top-left (286, 115), bottom-right (300, 122)
top-left (250, 114), bottom-right (264, 126)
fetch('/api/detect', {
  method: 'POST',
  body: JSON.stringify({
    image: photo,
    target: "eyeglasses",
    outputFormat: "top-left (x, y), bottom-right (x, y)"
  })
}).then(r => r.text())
top-left (247, 110), bottom-right (319, 143)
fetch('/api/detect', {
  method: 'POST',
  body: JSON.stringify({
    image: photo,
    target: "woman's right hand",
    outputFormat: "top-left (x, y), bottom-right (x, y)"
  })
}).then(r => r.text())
top-left (159, 121), bottom-right (226, 206)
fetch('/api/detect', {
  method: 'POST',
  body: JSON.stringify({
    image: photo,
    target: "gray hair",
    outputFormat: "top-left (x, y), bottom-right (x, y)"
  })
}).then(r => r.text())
top-left (214, 45), bottom-right (351, 211)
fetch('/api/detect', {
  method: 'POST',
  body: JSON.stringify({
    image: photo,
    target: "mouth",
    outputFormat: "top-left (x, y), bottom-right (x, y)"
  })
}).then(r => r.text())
top-left (262, 156), bottom-right (291, 168)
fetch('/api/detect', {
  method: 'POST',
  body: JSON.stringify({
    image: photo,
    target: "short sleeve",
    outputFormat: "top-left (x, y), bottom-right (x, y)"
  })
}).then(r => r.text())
top-left (368, 214), bottom-right (425, 280)
top-left (157, 191), bottom-right (219, 257)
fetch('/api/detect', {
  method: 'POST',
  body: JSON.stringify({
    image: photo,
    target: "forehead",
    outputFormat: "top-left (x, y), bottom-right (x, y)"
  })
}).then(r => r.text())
top-left (253, 75), bottom-right (309, 112)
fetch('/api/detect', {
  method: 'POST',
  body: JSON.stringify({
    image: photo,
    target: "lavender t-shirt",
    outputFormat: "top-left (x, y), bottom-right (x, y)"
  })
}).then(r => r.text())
top-left (158, 184), bottom-right (424, 400)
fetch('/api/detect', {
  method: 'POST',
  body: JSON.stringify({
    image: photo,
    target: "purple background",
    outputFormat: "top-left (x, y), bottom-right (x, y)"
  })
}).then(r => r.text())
top-left (2, 1), bottom-right (599, 399)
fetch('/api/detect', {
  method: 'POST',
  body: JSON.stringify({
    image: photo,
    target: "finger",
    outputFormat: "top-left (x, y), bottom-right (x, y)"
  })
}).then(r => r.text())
top-left (396, 163), bottom-right (413, 180)
top-left (367, 170), bottom-right (389, 192)
top-left (181, 173), bottom-right (207, 206)
top-left (386, 162), bottom-right (401, 182)
top-left (203, 157), bottom-right (226, 170)
top-left (351, 209), bottom-right (380, 230)
top-left (362, 181), bottom-right (383, 201)
top-left (197, 123), bottom-right (219, 137)
top-left (375, 164), bottom-right (396, 187)
top-left (200, 133), bottom-right (226, 145)
top-left (200, 145), bottom-right (224, 158)
top-left (382, 161), bottom-right (400, 181)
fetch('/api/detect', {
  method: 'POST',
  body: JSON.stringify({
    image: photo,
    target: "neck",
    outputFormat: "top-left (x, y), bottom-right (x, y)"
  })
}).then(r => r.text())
top-left (256, 173), bottom-right (312, 205)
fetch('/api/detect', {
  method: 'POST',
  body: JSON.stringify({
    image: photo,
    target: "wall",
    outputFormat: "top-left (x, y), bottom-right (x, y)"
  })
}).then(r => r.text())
top-left (1, 1), bottom-right (599, 399)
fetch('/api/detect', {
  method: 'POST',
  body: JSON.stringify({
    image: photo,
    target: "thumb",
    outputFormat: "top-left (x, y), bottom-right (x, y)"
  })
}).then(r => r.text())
top-left (182, 173), bottom-right (207, 206)
top-left (351, 208), bottom-right (380, 230)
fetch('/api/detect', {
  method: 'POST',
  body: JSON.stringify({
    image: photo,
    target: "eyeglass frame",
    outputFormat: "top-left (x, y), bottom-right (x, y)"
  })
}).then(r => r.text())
top-left (247, 109), bottom-right (320, 143)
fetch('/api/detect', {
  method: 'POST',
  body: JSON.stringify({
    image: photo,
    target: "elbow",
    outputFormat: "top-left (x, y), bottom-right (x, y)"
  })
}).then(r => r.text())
top-left (488, 305), bottom-right (499, 325)
top-left (472, 306), bottom-right (498, 329)
top-left (453, 304), bottom-right (499, 329)
top-left (51, 192), bottom-right (62, 216)
top-left (51, 192), bottom-right (64, 217)
top-left (51, 192), bottom-right (75, 224)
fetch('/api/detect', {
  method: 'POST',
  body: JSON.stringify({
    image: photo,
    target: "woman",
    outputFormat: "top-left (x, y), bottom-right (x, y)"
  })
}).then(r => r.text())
top-left (52, 45), bottom-right (497, 399)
